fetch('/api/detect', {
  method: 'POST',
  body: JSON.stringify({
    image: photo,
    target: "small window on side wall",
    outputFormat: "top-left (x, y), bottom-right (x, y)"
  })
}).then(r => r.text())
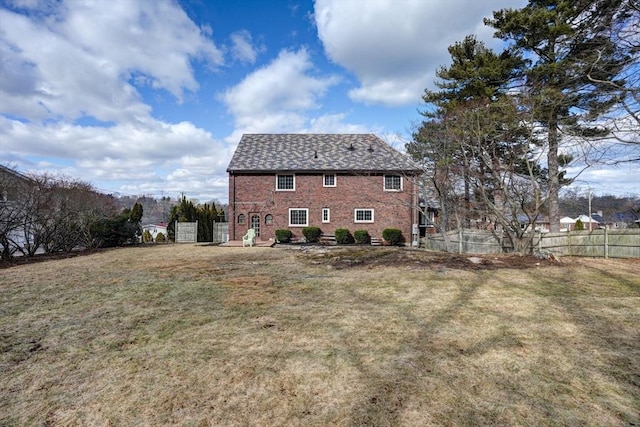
top-left (322, 208), bottom-right (330, 223)
top-left (238, 214), bottom-right (246, 224)
top-left (276, 174), bottom-right (295, 191)
top-left (265, 214), bottom-right (273, 225)
top-left (323, 174), bottom-right (336, 187)
top-left (384, 175), bottom-right (402, 191)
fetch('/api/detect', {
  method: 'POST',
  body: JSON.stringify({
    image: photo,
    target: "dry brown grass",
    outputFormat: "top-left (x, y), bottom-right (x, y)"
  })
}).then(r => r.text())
top-left (1, 244), bottom-right (639, 426)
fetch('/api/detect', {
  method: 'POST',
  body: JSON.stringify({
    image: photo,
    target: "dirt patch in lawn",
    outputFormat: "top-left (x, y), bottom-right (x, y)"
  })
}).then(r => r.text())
top-left (296, 246), bottom-right (560, 270)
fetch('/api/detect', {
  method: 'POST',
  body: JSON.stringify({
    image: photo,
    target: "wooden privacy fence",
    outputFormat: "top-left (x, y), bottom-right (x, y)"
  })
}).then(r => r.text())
top-left (422, 228), bottom-right (640, 259)
top-left (536, 229), bottom-right (640, 258)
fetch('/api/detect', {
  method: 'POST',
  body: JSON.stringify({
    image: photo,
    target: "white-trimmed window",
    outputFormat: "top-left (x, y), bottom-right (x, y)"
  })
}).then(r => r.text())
top-left (323, 174), bottom-right (336, 187)
top-left (322, 208), bottom-right (330, 223)
top-left (289, 208), bottom-right (308, 226)
top-left (384, 174), bottom-right (402, 191)
top-left (237, 214), bottom-right (246, 224)
top-left (265, 214), bottom-right (273, 225)
top-left (354, 208), bottom-right (374, 223)
top-left (276, 174), bottom-right (295, 191)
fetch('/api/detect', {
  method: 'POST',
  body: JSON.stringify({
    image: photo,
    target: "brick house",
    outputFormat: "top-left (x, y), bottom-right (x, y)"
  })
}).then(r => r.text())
top-left (227, 134), bottom-right (422, 244)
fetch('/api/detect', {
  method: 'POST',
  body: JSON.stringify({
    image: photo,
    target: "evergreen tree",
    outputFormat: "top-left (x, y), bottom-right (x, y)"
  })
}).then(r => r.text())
top-left (129, 202), bottom-right (143, 239)
top-left (411, 36), bottom-right (549, 251)
top-left (485, 0), bottom-right (630, 231)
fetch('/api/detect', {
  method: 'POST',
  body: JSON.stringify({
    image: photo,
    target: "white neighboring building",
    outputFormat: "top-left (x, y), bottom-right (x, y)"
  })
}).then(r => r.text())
top-left (575, 215), bottom-right (600, 227)
top-left (142, 223), bottom-right (168, 242)
top-left (559, 216), bottom-right (575, 231)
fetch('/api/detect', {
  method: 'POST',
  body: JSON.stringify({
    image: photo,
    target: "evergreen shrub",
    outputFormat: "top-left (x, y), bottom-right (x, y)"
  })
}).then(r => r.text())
top-left (382, 228), bottom-right (404, 245)
top-left (335, 228), bottom-right (354, 244)
top-left (275, 229), bottom-right (292, 243)
top-left (302, 226), bottom-right (322, 243)
top-left (354, 229), bottom-right (371, 244)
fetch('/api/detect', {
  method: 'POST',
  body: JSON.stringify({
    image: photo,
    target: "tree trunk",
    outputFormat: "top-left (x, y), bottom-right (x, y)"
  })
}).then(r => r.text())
top-left (548, 119), bottom-right (560, 232)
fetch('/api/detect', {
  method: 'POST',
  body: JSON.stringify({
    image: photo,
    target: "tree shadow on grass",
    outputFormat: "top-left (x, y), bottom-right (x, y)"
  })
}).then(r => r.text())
top-left (344, 267), bottom-right (640, 426)
top-left (345, 279), bottom-right (484, 426)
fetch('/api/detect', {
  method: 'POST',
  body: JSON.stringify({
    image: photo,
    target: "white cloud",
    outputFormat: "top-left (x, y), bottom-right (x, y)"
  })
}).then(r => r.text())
top-left (0, 116), bottom-right (215, 161)
top-left (0, 0), bottom-right (223, 123)
top-left (314, 0), bottom-right (526, 106)
top-left (221, 48), bottom-right (340, 137)
top-left (0, 114), bottom-right (231, 199)
top-left (567, 163), bottom-right (640, 197)
top-left (230, 30), bottom-right (263, 64)
top-left (308, 113), bottom-right (372, 134)
top-left (0, 0), bottom-right (233, 200)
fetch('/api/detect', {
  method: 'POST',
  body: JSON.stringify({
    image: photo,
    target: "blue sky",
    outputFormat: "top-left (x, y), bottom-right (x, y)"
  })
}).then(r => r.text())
top-left (1, 0), bottom-right (637, 203)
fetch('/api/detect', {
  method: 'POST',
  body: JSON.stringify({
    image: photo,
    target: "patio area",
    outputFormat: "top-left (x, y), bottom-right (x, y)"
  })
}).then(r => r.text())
top-left (219, 239), bottom-right (276, 248)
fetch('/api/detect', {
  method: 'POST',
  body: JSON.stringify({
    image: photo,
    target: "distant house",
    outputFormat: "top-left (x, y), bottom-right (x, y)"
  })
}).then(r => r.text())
top-left (0, 165), bottom-right (31, 203)
top-left (227, 134), bottom-right (422, 243)
top-left (559, 216), bottom-right (575, 231)
top-left (0, 165), bottom-right (34, 256)
top-left (518, 214), bottom-right (549, 232)
top-left (611, 212), bottom-right (639, 229)
top-left (142, 222), bottom-right (168, 241)
top-left (575, 214), bottom-right (600, 229)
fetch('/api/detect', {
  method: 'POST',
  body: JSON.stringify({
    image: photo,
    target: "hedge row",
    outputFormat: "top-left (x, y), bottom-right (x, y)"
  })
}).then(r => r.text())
top-left (275, 228), bottom-right (403, 245)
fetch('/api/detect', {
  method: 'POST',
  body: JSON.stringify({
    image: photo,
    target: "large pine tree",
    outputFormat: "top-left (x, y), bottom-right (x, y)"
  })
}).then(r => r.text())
top-left (485, 0), bottom-right (629, 231)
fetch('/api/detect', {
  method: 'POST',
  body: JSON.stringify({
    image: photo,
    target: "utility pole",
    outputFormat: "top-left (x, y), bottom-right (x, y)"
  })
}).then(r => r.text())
top-left (589, 189), bottom-right (593, 231)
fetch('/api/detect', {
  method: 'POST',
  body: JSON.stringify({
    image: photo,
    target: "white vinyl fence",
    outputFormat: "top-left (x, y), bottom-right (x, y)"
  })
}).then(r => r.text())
top-left (175, 221), bottom-right (197, 243)
top-left (212, 222), bottom-right (229, 243)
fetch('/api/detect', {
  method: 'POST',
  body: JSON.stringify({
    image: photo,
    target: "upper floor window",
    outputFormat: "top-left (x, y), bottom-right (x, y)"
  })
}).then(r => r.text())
top-left (384, 175), bottom-right (402, 191)
top-left (276, 174), bottom-right (295, 191)
top-left (323, 174), bottom-right (336, 187)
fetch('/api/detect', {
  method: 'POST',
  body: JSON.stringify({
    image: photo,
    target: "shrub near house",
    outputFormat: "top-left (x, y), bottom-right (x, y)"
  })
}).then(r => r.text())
top-left (227, 134), bottom-right (421, 243)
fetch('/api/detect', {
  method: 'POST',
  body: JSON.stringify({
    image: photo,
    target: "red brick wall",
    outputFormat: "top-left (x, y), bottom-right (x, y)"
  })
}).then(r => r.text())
top-left (229, 172), bottom-right (418, 243)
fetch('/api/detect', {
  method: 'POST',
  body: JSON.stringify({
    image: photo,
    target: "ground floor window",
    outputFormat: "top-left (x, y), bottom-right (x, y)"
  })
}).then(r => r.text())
top-left (289, 208), bottom-right (308, 226)
top-left (237, 214), bottom-right (245, 224)
top-left (322, 208), bottom-right (330, 223)
top-left (265, 214), bottom-right (273, 225)
top-left (354, 208), bottom-right (374, 223)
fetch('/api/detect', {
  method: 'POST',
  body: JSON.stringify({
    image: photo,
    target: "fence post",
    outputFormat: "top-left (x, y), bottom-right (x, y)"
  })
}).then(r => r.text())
top-left (458, 229), bottom-right (463, 254)
top-left (604, 227), bottom-right (609, 259)
top-left (538, 231), bottom-right (542, 252)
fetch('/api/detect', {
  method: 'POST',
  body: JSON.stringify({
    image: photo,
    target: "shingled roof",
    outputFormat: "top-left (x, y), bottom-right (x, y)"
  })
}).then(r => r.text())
top-left (227, 134), bottom-right (420, 173)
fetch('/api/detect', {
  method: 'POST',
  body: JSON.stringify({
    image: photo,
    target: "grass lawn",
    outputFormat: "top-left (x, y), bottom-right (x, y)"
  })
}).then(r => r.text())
top-left (1, 245), bottom-right (639, 426)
